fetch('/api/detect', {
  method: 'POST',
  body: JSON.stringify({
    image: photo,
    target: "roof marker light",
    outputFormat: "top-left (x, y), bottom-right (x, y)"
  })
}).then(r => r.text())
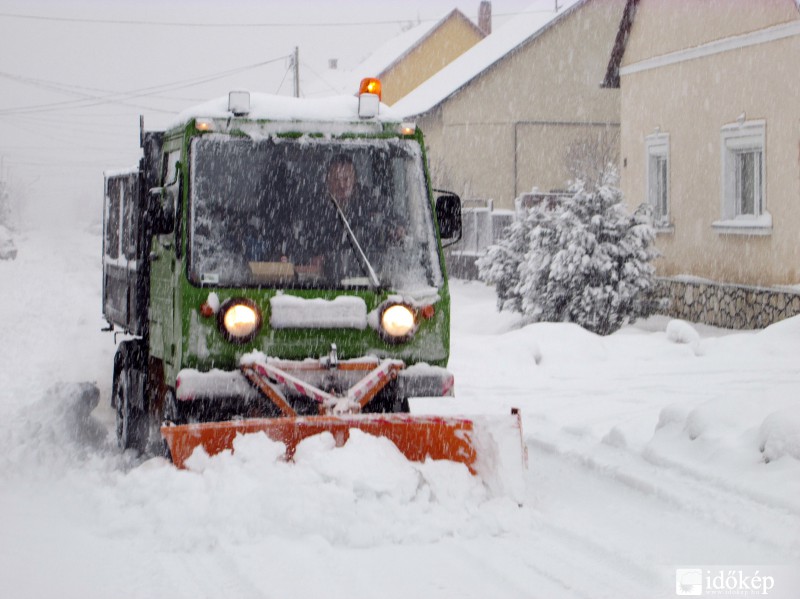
top-left (398, 122), bottom-right (416, 136)
top-left (228, 90), bottom-right (251, 116)
top-left (195, 119), bottom-right (214, 132)
top-left (358, 77), bottom-right (381, 119)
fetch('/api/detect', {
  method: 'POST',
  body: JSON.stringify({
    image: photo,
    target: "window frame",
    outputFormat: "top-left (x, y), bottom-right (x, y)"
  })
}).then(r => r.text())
top-left (104, 178), bottom-right (121, 260)
top-left (645, 132), bottom-right (671, 230)
top-left (714, 120), bottom-right (770, 235)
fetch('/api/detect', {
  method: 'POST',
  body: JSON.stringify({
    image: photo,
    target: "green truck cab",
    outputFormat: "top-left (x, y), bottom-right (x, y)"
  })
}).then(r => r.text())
top-left (103, 87), bottom-right (462, 455)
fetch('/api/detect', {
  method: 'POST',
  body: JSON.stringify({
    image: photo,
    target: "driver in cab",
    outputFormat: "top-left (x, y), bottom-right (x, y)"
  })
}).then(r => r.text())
top-left (295, 154), bottom-right (404, 280)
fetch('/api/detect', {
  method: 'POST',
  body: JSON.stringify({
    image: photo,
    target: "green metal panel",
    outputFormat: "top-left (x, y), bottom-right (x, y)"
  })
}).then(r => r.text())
top-left (179, 280), bottom-right (450, 373)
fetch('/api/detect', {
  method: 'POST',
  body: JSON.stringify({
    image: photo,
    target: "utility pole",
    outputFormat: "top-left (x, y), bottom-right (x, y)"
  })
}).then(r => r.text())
top-left (293, 46), bottom-right (300, 98)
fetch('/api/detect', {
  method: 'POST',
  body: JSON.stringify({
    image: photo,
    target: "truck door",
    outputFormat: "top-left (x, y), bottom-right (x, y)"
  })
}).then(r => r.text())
top-left (148, 149), bottom-right (180, 374)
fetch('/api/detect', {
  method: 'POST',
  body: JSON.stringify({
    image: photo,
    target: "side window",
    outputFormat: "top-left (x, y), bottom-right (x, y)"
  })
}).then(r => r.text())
top-left (105, 178), bottom-right (121, 259)
top-left (122, 175), bottom-right (137, 260)
top-left (645, 133), bottom-right (670, 228)
top-left (164, 150), bottom-right (180, 186)
top-left (164, 150), bottom-right (182, 256)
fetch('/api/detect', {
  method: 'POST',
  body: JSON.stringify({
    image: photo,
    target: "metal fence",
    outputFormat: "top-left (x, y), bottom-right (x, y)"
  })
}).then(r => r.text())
top-left (445, 199), bottom-right (513, 279)
top-left (445, 192), bottom-right (571, 279)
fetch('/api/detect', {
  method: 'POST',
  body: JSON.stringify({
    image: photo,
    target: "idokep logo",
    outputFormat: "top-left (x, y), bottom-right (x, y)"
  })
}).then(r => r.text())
top-left (676, 569), bottom-right (704, 596)
top-left (675, 568), bottom-right (777, 596)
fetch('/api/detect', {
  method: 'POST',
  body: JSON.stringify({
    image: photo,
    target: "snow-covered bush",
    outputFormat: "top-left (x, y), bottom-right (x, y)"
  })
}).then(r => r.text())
top-left (476, 205), bottom-right (545, 312)
top-left (478, 168), bottom-right (659, 335)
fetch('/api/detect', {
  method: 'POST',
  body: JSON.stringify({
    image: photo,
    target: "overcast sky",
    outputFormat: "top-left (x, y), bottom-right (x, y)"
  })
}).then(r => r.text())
top-left (0, 0), bottom-right (546, 225)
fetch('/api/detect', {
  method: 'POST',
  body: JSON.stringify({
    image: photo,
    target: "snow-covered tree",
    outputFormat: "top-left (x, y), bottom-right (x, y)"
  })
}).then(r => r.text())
top-left (479, 168), bottom-right (660, 335)
top-left (477, 209), bottom-right (533, 312)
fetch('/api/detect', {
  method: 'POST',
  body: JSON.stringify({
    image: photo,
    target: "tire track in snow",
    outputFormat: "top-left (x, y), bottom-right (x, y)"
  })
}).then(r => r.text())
top-left (157, 549), bottom-right (270, 599)
top-left (525, 424), bottom-right (800, 564)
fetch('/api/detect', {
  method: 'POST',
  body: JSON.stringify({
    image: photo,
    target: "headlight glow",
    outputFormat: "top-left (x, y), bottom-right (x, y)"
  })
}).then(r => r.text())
top-left (380, 304), bottom-right (416, 340)
top-left (218, 299), bottom-right (261, 343)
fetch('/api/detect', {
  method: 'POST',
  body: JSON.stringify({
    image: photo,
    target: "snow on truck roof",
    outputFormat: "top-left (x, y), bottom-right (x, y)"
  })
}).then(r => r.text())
top-left (169, 92), bottom-right (402, 130)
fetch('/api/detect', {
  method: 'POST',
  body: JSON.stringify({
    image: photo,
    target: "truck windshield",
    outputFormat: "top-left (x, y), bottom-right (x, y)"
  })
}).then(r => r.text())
top-left (188, 136), bottom-right (443, 291)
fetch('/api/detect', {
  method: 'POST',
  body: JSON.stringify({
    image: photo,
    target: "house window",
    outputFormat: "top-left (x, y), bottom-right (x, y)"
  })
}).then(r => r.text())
top-left (715, 120), bottom-right (770, 235)
top-left (645, 133), bottom-right (670, 228)
top-left (734, 149), bottom-right (761, 216)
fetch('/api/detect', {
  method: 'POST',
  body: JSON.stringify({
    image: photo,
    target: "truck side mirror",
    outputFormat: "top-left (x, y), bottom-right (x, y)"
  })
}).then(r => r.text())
top-left (149, 185), bottom-right (176, 234)
top-left (435, 191), bottom-right (462, 247)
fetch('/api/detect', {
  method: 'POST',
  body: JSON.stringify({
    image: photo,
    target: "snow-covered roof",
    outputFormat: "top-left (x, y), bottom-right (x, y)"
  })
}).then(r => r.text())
top-left (392, 0), bottom-right (585, 118)
top-left (351, 10), bottom-right (484, 85)
top-left (168, 92), bottom-right (401, 130)
top-left (301, 10), bottom-right (483, 100)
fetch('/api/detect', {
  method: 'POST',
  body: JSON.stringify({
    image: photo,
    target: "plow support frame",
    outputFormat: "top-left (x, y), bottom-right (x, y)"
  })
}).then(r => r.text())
top-left (240, 358), bottom-right (404, 414)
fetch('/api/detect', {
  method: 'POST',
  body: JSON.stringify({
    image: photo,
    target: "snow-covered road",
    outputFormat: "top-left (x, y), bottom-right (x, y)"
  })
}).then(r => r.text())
top-left (1, 226), bottom-right (798, 598)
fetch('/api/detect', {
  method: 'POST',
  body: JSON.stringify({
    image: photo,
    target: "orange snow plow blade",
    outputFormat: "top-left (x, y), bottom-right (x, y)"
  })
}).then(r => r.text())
top-left (164, 359), bottom-right (527, 499)
top-left (162, 414), bottom-right (480, 472)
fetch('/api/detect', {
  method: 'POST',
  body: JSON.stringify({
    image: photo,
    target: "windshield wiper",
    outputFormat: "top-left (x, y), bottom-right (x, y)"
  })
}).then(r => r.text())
top-left (327, 196), bottom-right (381, 288)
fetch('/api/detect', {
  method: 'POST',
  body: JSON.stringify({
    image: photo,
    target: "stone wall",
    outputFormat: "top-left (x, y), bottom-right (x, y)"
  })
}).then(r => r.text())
top-left (657, 278), bottom-right (800, 330)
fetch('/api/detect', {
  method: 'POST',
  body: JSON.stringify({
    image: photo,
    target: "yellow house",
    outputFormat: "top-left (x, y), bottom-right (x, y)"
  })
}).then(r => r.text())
top-left (393, 0), bottom-right (627, 211)
top-left (350, 9), bottom-right (486, 106)
top-left (606, 0), bottom-right (800, 328)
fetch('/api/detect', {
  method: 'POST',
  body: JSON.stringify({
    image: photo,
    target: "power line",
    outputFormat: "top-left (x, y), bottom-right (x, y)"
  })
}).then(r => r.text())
top-left (0, 9), bottom-right (546, 29)
top-left (299, 61), bottom-right (345, 97)
top-left (0, 55), bottom-right (289, 116)
top-left (275, 63), bottom-right (292, 95)
top-left (0, 71), bottom-right (177, 115)
top-left (0, 11), bottom-right (434, 28)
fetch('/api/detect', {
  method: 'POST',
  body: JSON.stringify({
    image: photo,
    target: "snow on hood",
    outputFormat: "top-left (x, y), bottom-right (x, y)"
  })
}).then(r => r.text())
top-left (169, 92), bottom-right (402, 130)
top-left (269, 294), bottom-right (368, 330)
top-left (392, 0), bottom-right (584, 118)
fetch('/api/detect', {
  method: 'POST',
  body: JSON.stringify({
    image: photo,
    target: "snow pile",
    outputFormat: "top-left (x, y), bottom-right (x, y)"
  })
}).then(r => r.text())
top-left (0, 382), bottom-right (113, 480)
top-left (759, 409), bottom-right (800, 463)
top-left (665, 319), bottom-right (700, 345)
top-left (96, 428), bottom-right (522, 552)
top-left (640, 317), bottom-right (800, 504)
top-left (451, 280), bottom-right (800, 511)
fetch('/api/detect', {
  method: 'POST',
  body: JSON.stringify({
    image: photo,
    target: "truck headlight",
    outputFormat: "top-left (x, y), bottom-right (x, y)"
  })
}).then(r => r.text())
top-left (380, 303), bottom-right (417, 343)
top-left (218, 298), bottom-right (261, 343)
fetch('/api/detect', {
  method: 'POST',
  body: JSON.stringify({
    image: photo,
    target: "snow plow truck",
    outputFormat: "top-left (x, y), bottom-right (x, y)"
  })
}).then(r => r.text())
top-left (102, 80), bottom-right (525, 485)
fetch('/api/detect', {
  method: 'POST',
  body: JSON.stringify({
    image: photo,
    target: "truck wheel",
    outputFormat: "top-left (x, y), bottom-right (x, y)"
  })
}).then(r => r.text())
top-left (113, 348), bottom-right (150, 454)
